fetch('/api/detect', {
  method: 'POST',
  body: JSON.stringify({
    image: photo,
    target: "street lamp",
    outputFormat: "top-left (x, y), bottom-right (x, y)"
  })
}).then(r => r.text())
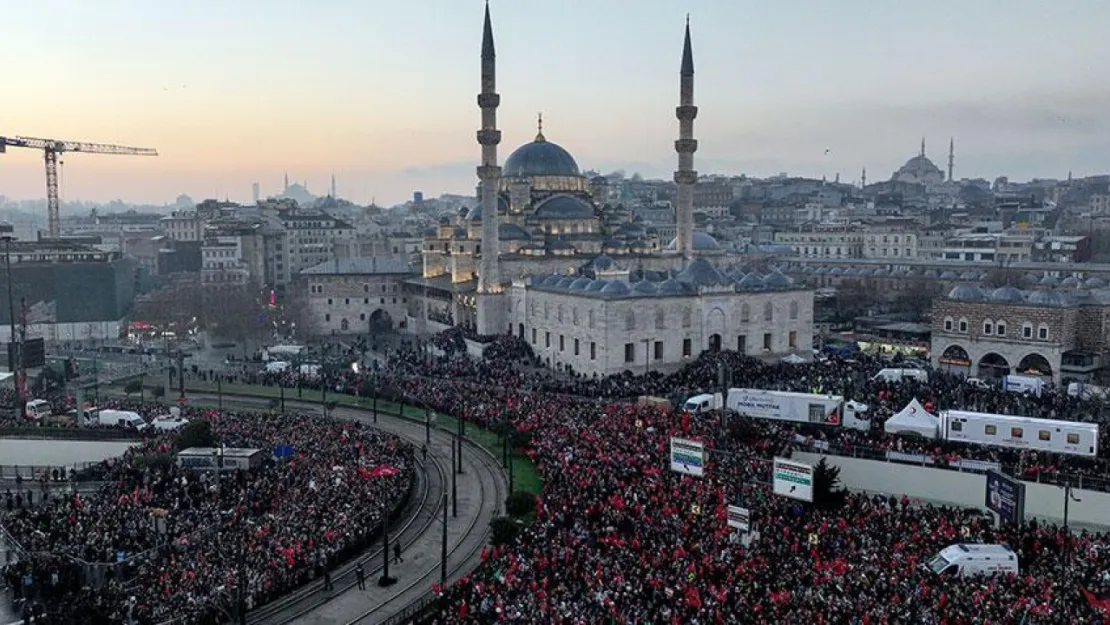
top-left (643, 338), bottom-right (650, 376)
top-left (1061, 482), bottom-right (1082, 583)
top-left (1, 223), bottom-right (25, 420)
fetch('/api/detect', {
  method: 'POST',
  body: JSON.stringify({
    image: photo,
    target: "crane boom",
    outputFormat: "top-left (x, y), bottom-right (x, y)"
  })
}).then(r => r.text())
top-left (0, 134), bottom-right (157, 238)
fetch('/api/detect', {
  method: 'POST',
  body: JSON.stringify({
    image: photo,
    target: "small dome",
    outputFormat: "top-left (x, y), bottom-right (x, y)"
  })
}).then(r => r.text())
top-left (1061, 276), bottom-right (1081, 288)
top-left (816, 267), bottom-right (830, 275)
top-left (549, 238), bottom-right (575, 251)
top-left (590, 175), bottom-right (608, 184)
top-left (534, 195), bottom-right (596, 220)
top-left (989, 286), bottom-right (1024, 302)
top-left (1023, 273), bottom-right (1040, 284)
top-left (422, 226), bottom-right (437, 237)
top-left (503, 137), bottom-right (581, 178)
top-left (939, 271), bottom-right (959, 280)
top-left (829, 267), bottom-right (844, 275)
top-left (923, 270), bottom-right (939, 279)
top-left (632, 280), bottom-right (658, 295)
top-left (569, 277), bottom-right (593, 291)
top-left (1040, 275), bottom-right (1060, 286)
top-left (763, 270), bottom-right (793, 289)
top-left (677, 258), bottom-right (728, 286)
top-left (738, 273), bottom-right (765, 291)
top-left (665, 231), bottom-right (722, 252)
top-left (452, 226), bottom-right (467, 238)
top-left (600, 280), bottom-right (631, 296)
top-left (555, 277), bottom-right (575, 289)
top-left (949, 285), bottom-right (984, 301)
top-left (658, 279), bottom-right (685, 295)
top-left (603, 238), bottom-right (626, 248)
top-left (586, 279), bottom-right (609, 292)
top-left (873, 268), bottom-right (890, 276)
top-left (858, 268), bottom-right (874, 276)
top-left (438, 215), bottom-right (451, 225)
top-left (960, 271), bottom-right (978, 280)
top-left (465, 196), bottom-right (510, 222)
top-left (1086, 277), bottom-right (1106, 288)
top-left (843, 268), bottom-right (859, 276)
top-left (1027, 290), bottom-right (1061, 306)
top-left (499, 223), bottom-right (531, 241)
top-left (589, 253), bottom-right (616, 271)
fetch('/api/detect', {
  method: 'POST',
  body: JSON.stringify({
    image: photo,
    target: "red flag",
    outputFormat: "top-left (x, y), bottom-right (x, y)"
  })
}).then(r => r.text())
top-left (368, 464), bottom-right (401, 478)
top-left (1083, 589), bottom-right (1110, 612)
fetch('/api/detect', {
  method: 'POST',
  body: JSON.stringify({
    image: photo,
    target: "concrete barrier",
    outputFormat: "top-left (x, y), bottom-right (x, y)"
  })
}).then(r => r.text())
top-left (794, 451), bottom-right (1110, 528)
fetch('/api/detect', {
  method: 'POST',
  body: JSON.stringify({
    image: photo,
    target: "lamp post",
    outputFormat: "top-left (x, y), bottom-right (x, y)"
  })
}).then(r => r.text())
top-left (1061, 483), bottom-right (1082, 583)
top-left (643, 338), bottom-right (650, 376)
top-left (1, 225), bottom-right (24, 419)
top-left (440, 493), bottom-right (448, 589)
top-left (451, 434), bottom-right (458, 518)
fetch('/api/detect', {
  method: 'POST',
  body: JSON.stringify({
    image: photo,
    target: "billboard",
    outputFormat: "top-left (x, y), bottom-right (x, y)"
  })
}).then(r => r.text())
top-left (773, 457), bottom-right (814, 502)
top-left (7, 337), bottom-right (45, 370)
top-left (727, 505), bottom-right (750, 531)
top-left (985, 470), bottom-right (1025, 525)
top-left (669, 437), bottom-right (705, 477)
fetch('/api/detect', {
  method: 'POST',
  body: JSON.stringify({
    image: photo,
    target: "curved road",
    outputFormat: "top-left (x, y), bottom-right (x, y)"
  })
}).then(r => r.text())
top-left (180, 393), bottom-right (508, 625)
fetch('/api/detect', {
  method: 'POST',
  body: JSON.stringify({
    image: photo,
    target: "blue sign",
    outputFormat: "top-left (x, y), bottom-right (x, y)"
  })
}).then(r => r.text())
top-left (274, 444), bottom-right (294, 459)
top-left (985, 470), bottom-right (1025, 525)
top-left (116, 550), bottom-right (127, 563)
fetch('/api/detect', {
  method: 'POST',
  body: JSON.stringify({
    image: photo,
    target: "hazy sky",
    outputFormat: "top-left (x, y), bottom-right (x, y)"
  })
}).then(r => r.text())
top-left (1, 0), bottom-right (1109, 207)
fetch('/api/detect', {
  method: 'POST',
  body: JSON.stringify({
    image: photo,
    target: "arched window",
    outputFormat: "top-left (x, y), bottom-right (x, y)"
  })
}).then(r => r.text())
top-left (943, 316), bottom-right (954, 332)
top-left (740, 304), bottom-right (750, 323)
top-left (655, 308), bottom-right (666, 330)
top-left (958, 317), bottom-right (968, 333)
top-left (1022, 322), bottom-right (1033, 339)
top-left (996, 319), bottom-right (1007, 337)
top-left (763, 302), bottom-right (774, 322)
top-left (340, 318), bottom-right (349, 331)
top-left (625, 309), bottom-right (636, 331)
top-left (983, 319), bottom-right (994, 335)
top-left (1038, 323), bottom-right (1049, 340)
top-left (789, 301), bottom-right (799, 320)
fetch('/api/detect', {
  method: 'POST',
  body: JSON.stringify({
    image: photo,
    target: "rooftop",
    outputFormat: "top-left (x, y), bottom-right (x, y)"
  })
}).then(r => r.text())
top-left (301, 257), bottom-right (414, 276)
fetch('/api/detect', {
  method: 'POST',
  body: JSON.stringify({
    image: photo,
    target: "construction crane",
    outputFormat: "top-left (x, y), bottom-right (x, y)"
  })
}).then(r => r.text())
top-left (0, 135), bottom-right (158, 239)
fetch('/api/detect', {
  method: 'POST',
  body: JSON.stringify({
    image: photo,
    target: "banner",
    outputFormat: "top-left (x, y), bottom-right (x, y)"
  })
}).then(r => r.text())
top-left (669, 437), bottom-right (705, 477)
top-left (985, 470), bottom-right (1025, 525)
top-left (727, 505), bottom-right (750, 532)
top-left (773, 457), bottom-right (814, 502)
top-left (886, 450), bottom-right (931, 465)
top-left (956, 458), bottom-right (1001, 473)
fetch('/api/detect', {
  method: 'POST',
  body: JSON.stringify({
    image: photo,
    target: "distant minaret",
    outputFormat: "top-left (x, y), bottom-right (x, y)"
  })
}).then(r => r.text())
top-left (834, 173), bottom-right (840, 184)
top-left (861, 167), bottom-right (867, 189)
top-left (476, 1), bottom-right (502, 295)
top-left (947, 137), bottom-right (955, 182)
top-left (920, 137), bottom-right (926, 158)
top-left (283, 172), bottom-right (289, 192)
top-left (330, 173), bottom-right (337, 198)
top-left (252, 182), bottom-right (260, 204)
top-left (674, 15), bottom-right (698, 263)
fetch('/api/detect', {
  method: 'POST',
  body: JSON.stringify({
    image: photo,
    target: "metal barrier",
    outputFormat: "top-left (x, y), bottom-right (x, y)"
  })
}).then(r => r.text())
top-left (0, 462), bottom-right (100, 481)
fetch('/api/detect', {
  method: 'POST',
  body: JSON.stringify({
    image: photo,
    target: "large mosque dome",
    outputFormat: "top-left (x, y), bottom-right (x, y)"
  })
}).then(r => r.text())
top-left (896, 155), bottom-right (943, 178)
top-left (503, 132), bottom-right (581, 178)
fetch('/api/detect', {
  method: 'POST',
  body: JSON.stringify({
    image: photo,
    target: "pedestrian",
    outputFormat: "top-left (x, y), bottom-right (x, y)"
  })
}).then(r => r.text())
top-left (355, 562), bottom-right (366, 590)
top-left (421, 444), bottom-right (428, 462)
top-left (393, 543), bottom-right (403, 564)
top-left (323, 569), bottom-right (333, 592)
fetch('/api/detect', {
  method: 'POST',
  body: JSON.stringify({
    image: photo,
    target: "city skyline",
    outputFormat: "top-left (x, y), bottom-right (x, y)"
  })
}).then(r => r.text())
top-left (1, 0), bottom-right (1108, 207)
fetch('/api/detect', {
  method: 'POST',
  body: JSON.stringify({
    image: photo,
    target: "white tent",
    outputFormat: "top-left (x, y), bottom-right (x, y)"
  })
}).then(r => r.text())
top-left (884, 398), bottom-right (939, 438)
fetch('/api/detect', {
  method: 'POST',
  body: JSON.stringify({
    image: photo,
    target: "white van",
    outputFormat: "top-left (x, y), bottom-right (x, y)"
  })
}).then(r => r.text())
top-left (1003, 374), bottom-right (1045, 397)
top-left (25, 399), bottom-right (53, 420)
top-left (925, 544), bottom-right (1019, 578)
top-left (95, 409), bottom-right (149, 431)
top-left (1068, 382), bottom-right (1108, 400)
top-left (873, 368), bottom-right (929, 383)
top-left (683, 393), bottom-right (723, 414)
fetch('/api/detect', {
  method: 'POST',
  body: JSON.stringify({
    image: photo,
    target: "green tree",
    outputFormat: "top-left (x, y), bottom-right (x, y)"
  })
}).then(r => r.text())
top-left (151, 386), bottom-right (165, 399)
top-left (505, 491), bottom-right (536, 519)
top-left (123, 379), bottom-right (143, 396)
top-left (489, 516), bottom-right (523, 546)
top-left (177, 418), bottom-right (217, 450)
top-left (812, 458), bottom-right (848, 510)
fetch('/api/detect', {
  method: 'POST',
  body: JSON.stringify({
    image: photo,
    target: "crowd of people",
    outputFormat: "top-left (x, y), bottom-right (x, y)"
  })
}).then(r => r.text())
top-left (2, 403), bottom-right (414, 624)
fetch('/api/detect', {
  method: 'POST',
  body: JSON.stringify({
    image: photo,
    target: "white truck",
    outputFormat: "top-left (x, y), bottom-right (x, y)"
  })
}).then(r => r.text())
top-left (86, 409), bottom-right (149, 431)
top-left (873, 368), bottom-right (928, 383)
top-left (925, 544), bottom-right (1019, 577)
top-left (726, 388), bottom-right (870, 431)
top-left (683, 393), bottom-right (724, 414)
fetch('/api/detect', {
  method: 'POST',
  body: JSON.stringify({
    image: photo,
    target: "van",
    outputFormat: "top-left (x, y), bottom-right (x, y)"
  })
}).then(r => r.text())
top-left (683, 393), bottom-right (723, 414)
top-left (1067, 382), bottom-right (1108, 400)
top-left (873, 368), bottom-right (928, 383)
top-left (925, 544), bottom-right (1019, 578)
top-left (96, 409), bottom-right (149, 431)
top-left (25, 399), bottom-right (52, 420)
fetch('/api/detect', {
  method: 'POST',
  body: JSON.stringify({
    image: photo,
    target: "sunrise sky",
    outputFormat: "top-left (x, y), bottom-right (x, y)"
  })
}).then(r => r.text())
top-left (1, 0), bottom-right (1108, 206)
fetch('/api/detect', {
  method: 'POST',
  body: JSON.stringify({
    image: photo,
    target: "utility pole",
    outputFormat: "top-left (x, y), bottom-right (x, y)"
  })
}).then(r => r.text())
top-left (371, 371), bottom-right (378, 424)
top-left (378, 499), bottom-right (392, 586)
top-left (217, 375), bottom-right (223, 411)
top-left (425, 403), bottom-right (431, 444)
top-left (177, 349), bottom-right (186, 400)
top-left (237, 531), bottom-right (247, 625)
top-left (440, 493), bottom-right (448, 588)
top-left (451, 436), bottom-right (458, 518)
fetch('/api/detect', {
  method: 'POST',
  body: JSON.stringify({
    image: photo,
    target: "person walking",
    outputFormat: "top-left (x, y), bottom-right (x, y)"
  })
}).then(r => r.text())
top-left (323, 569), bottom-right (333, 592)
top-left (355, 562), bottom-right (366, 590)
top-left (393, 543), bottom-right (403, 565)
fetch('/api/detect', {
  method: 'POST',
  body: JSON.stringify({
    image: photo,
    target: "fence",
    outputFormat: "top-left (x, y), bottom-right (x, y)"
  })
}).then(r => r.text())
top-left (0, 462), bottom-right (101, 481)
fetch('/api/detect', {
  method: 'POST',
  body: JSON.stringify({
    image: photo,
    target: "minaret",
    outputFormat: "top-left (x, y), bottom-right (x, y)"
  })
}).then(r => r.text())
top-left (475, 1), bottom-right (504, 333)
top-left (947, 137), bottom-right (955, 182)
top-left (861, 167), bottom-right (867, 189)
top-left (920, 137), bottom-right (926, 158)
top-left (330, 173), bottom-right (337, 198)
top-left (283, 172), bottom-right (289, 192)
top-left (673, 15), bottom-right (698, 263)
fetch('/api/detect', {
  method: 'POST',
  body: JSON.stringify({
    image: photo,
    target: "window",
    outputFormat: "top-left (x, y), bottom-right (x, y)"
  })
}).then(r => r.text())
top-left (738, 335), bottom-right (747, 353)
top-left (763, 333), bottom-right (772, 350)
top-left (943, 317), bottom-right (953, 332)
top-left (1038, 430), bottom-right (1051, 441)
top-left (325, 314), bottom-right (331, 322)
top-left (590, 342), bottom-right (596, 360)
top-left (740, 304), bottom-right (750, 323)
top-left (380, 298), bottom-right (385, 304)
top-left (573, 307), bottom-right (579, 324)
top-left (574, 339), bottom-right (580, 356)
top-left (683, 338), bottom-right (692, 357)
top-left (327, 298), bottom-right (333, 305)
top-left (557, 305), bottom-right (563, 323)
top-left (789, 301), bottom-right (799, 320)
top-left (985, 425), bottom-right (997, 436)
top-left (996, 321), bottom-right (1006, 337)
top-left (1067, 433), bottom-right (1080, 445)
top-left (559, 335), bottom-right (565, 351)
top-left (624, 343), bottom-right (635, 363)
top-left (1022, 323), bottom-right (1033, 339)
top-left (1011, 427), bottom-right (1024, 439)
top-left (653, 341), bottom-right (663, 360)
top-left (682, 309), bottom-right (692, 328)
top-left (1038, 325), bottom-right (1049, 340)
top-left (532, 328), bottom-right (537, 344)
top-left (544, 303), bottom-right (549, 320)
top-left (588, 309), bottom-right (595, 328)
top-left (983, 321), bottom-right (993, 335)
top-left (655, 308), bottom-right (666, 330)
top-left (789, 331), bottom-right (797, 349)
top-left (360, 313), bottom-right (366, 321)
top-left (763, 302), bottom-right (773, 322)
top-left (545, 332), bottom-right (550, 348)
top-left (625, 310), bottom-right (636, 331)
top-left (951, 421), bottom-right (963, 432)
top-left (959, 318), bottom-right (968, 333)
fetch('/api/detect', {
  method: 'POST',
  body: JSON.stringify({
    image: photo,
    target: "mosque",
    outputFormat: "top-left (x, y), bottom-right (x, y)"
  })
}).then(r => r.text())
top-left (407, 5), bottom-right (814, 373)
top-left (889, 138), bottom-right (953, 191)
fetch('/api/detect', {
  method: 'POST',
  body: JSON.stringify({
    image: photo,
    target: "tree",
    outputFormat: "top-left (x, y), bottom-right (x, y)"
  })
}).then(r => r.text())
top-left (812, 458), bottom-right (848, 510)
top-left (489, 516), bottom-right (523, 546)
top-left (505, 491), bottom-right (536, 519)
top-left (177, 418), bottom-right (216, 450)
top-left (123, 379), bottom-right (143, 396)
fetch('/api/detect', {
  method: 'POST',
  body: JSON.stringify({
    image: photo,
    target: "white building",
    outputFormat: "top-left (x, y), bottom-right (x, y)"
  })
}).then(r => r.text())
top-left (279, 211), bottom-right (356, 274)
top-left (508, 257), bottom-right (814, 377)
top-left (299, 258), bottom-right (414, 335)
top-left (161, 210), bottom-right (204, 242)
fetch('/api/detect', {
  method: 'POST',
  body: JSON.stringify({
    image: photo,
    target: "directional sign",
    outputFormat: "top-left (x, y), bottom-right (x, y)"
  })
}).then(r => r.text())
top-left (727, 505), bottom-right (750, 532)
top-left (669, 437), bottom-right (705, 477)
top-left (773, 457), bottom-right (814, 502)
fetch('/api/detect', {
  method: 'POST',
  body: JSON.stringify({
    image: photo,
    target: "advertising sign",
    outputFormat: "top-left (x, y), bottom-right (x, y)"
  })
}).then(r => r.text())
top-left (773, 457), bottom-right (814, 502)
top-left (985, 470), bottom-right (1026, 525)
top-left (669, 437), bottom-right (705, 477)
top-left (727, 505), bottom-right (750, 532)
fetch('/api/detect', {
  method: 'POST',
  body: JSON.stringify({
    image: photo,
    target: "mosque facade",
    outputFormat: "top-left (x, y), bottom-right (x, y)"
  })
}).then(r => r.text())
top-left (408, 6), bottom-right (814, 367)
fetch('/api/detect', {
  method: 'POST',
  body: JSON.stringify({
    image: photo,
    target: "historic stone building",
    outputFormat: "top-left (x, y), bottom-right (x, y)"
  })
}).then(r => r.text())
top-left (299, 258), bottom-right (414, 336)
top-left (508, 258), bottom-right (814, 377)
top-left (930, 285), bottom-right (1110, 384)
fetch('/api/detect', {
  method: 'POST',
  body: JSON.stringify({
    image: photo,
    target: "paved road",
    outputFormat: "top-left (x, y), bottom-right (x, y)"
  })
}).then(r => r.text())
top-left (175, 392), bottom-right (507, 625)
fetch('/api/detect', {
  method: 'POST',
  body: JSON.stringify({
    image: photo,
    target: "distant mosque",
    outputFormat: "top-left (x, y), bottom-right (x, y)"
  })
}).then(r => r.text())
top-left (277, 173), bottom-right (317, 206)
top-left (890, 137), bottom-right (955, 191)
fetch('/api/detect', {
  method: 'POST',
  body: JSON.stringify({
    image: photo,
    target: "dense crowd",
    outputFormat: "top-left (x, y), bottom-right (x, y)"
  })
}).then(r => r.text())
top-left (2, 404), bottom-right (414, 624)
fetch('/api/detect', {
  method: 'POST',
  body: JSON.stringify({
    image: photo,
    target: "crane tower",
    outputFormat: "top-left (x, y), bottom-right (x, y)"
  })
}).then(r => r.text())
top-left (0, 135), bottom-right (158, 239)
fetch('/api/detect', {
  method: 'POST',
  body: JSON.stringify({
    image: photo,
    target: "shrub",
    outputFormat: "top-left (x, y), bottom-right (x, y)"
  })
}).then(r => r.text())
top-left (489, 516), bottom-right (522, 546)
top-left (505, 491), bottom-right (536, 519)
top-left (176, 419), bottom-right (216, 450)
